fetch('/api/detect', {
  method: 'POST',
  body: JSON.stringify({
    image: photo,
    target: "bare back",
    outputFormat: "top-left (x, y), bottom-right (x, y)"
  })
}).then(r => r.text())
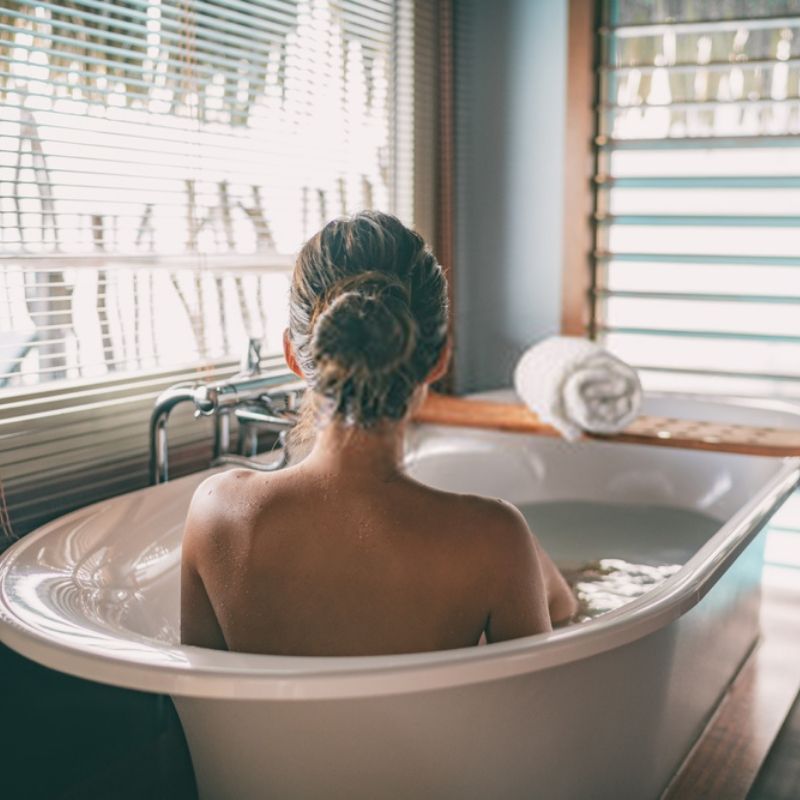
top-left (180, 461), bottom-right (571, 656)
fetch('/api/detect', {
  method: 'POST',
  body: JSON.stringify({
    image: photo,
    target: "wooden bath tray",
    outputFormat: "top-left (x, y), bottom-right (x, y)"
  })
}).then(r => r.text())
top-left (414, 394), bottom-right (800, 458)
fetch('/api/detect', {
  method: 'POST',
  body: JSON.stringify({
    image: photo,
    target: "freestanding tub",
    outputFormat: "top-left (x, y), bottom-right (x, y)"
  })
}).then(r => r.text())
top-left (1, 392), bottom-right (798, 800)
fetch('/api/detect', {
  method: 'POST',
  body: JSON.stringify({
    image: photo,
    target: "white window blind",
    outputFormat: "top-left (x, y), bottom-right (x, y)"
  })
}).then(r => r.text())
top-left (595, 0), bottom-right (800, 400)
top-left (1, 0), bottom-right (414, 387)
top-left (0, 0), bottom-right (428, 540)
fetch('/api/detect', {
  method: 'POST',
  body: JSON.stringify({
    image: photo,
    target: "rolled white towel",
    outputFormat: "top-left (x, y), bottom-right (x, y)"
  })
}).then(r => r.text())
top-left (513, 336), bottom-right (642, 442)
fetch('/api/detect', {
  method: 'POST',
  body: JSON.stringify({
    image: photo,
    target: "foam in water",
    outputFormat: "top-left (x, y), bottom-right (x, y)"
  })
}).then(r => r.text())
top-left (516, 501), bottom-right (722, 623)
top-left (562, 559), bottom-right (682, 622)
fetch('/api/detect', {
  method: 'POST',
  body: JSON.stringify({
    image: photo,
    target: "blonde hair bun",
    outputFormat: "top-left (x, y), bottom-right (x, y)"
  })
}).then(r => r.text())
top-left (289, 212), bottom-right (448, 427)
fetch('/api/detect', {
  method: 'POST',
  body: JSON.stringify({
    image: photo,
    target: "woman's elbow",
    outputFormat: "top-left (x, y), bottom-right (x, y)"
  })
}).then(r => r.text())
top-left (548, 585), bottom-right (579, 626)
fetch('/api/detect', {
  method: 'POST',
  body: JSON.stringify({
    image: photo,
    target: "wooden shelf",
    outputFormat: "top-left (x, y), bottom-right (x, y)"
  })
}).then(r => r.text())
top-left (415, 393), bottom-right (800, 458)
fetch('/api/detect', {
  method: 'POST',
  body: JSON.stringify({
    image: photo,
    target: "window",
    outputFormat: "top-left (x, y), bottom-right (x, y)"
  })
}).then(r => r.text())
top-left (594, 0), bottom-right (800, 578)
top-left (1, 0), bottom-right (416, 387)
top-left (0, 0), bottom-right (430, 538)
top-left (594, 0), bottom-right (800, 400)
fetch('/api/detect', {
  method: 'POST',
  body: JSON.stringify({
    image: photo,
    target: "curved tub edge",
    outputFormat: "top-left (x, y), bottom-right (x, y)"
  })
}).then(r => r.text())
top-left (0, 456), bottom-right (797, 701)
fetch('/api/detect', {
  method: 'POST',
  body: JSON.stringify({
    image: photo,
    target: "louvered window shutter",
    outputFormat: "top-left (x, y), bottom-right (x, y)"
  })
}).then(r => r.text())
top-left (595, 1), bottom-right (800, 399)
top-left (594, 0), bottom-right (800, 577)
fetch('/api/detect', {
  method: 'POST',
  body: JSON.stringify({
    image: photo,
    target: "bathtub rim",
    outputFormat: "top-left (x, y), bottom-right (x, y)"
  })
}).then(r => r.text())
top-left (0, 440), bottom-right (797, 701)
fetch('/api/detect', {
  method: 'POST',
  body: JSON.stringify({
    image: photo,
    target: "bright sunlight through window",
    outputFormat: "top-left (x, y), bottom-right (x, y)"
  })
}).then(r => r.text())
top-left (0, 0), bottom-right (410, 389)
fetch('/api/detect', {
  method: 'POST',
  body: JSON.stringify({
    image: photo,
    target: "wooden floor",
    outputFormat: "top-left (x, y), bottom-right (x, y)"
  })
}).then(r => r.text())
top-left (664, 572), bottom-right (800, 800)
top-left (751, 692), bottom-right (800, 800)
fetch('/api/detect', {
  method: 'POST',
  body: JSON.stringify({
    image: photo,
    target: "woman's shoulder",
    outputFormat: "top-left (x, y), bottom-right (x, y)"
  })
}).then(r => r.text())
top-left (419, 487), bottom-right (534, 553)
top-left (190, 468), bottom-right (255, 510)
top-left (433, 490), bottom-right (528, 531)
top-left (185, 468), bottom-right (278, 538)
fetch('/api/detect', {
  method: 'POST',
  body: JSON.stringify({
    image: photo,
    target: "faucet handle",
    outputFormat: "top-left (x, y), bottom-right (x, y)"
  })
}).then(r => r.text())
top-left (240, 337), bottom-right (262, 376)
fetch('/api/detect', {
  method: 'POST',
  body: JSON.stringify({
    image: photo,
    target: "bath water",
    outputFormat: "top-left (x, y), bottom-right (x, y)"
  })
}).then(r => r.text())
top-left (517, 501), bottom-right (722, 623)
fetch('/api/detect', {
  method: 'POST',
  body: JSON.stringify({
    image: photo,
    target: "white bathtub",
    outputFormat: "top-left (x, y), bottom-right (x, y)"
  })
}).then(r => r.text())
top-left (1, 392), bottom-right (798, 800)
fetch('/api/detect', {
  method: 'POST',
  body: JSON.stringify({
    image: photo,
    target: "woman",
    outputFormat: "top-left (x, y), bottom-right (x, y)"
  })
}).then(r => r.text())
top-left (181, 211), bottom-right (577, 655)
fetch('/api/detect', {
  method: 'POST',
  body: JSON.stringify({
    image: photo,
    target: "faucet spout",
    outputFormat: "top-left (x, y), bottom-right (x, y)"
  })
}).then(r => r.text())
top-left (148, 364), bottom-right (302, 485)
top-left (148, 384), bottom-right (200, 485)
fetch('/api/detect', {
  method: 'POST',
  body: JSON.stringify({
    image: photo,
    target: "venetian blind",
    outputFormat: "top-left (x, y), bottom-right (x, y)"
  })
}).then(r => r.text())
top-left (0, 0), bottom-right (428, 539)
top-left (595, 0), bottom-right (800, 400)
top-left (1, 0), bottom-right (414, 386)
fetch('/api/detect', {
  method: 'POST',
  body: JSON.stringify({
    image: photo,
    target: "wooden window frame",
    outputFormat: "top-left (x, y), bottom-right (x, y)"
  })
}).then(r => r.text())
top-left (561, 0), bottom-right (600, 339)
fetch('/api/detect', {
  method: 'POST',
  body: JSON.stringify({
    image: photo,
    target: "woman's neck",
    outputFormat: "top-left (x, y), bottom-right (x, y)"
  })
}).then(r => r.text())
top-left (302, 419), bottom-right (407, 482)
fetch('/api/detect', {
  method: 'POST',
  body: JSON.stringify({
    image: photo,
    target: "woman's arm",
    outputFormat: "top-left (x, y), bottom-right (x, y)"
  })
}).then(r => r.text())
top-left (482, 501), bottom-right (552, 643)
top-left (180, 481), bottom-right (228, 650)
top-left (482, 500), bottom-right (578, 642)
top-left (532, 537), bottom-right (579, 625)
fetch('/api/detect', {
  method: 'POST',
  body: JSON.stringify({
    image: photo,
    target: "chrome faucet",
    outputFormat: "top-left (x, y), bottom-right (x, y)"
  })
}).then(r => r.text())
top-left (148, 338), bottom-right (303, 484)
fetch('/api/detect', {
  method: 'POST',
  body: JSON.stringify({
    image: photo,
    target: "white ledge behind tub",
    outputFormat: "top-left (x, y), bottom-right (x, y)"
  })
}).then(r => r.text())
top-left (0, 392), bottom-right (797, 701)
